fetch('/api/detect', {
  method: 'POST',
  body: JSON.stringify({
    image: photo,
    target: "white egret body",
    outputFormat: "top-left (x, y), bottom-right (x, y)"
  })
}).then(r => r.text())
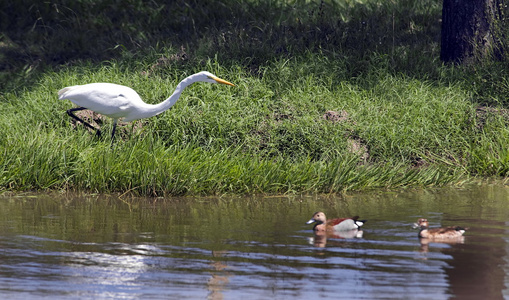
top-left (58, 71), bottom-right (234, 141)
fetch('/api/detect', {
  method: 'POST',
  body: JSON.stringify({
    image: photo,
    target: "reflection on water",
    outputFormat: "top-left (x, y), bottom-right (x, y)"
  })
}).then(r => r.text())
top-left (308, 229), bottom-right (364, 247)
top-left (208, 251), bottom-right (230, 300)
top-left (1, 184), bottom-right (509, 299)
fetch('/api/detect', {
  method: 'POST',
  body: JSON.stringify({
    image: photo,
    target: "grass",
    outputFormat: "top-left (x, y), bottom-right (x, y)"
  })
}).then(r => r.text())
top-left (0, 55), bottom-right (480, 195)
top-left (1, 0), bottom-right (509, 195)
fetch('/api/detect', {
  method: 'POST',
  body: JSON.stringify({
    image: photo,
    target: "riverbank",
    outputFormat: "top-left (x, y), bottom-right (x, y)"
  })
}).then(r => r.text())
top-left (1, 1), bottom-right (509, 196)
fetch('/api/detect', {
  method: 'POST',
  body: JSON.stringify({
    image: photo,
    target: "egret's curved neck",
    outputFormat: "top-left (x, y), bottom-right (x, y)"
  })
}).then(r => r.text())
top-left (139, 75), bottom-right (198, 119)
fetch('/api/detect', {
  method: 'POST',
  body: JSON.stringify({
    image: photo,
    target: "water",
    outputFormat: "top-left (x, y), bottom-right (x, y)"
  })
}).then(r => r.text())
top-left (1, 184), bottom-right (509, 299)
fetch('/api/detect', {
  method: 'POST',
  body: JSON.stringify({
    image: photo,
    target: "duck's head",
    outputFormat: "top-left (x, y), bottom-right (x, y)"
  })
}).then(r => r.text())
top-left (306, 212), bottom-right (327, 225)
top-left (414, 218), bottom-right (429, 229)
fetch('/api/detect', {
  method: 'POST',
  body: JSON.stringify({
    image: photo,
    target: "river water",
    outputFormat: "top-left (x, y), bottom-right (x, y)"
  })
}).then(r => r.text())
top-left (1, 184), bottom-right (509, 299)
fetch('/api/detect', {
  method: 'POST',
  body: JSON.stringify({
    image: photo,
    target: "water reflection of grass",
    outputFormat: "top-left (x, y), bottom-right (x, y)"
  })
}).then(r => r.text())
top-left (2, 1), bottom-right (509, 195)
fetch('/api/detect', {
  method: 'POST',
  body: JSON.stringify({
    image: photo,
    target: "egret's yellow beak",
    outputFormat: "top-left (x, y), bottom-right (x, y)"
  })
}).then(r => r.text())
top-left (213, 76), bottom-right (235, 86)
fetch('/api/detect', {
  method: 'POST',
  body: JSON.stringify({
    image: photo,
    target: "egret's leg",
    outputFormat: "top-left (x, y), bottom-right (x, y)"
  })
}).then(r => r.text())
top-left (66, 107), bottom-right (102, 137)
top-left (111, 119), bottom-right (118, 142)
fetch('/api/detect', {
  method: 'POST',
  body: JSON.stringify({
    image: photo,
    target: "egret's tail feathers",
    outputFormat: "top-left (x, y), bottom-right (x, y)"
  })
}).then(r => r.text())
top-left (58, 86), bottom-right (80, 99)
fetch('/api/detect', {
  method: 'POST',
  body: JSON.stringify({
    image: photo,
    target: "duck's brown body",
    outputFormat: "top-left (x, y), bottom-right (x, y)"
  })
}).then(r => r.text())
top-left (415, 218), bottom-right (467, 239)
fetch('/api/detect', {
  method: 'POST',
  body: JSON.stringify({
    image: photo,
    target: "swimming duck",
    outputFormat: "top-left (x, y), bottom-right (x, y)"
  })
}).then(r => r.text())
top-left (306, 211), bottom-right (366, 232)
top-left (414, 218), bottom-right (467, 239)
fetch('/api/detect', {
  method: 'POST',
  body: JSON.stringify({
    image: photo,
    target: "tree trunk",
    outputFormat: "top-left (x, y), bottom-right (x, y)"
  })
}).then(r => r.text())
top-left (441, 0), bottom-right (504, 64)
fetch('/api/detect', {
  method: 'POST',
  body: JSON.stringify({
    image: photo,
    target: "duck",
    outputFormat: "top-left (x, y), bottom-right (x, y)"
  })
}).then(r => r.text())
top-left (414, 218), bottom-right (467, 239)
top-left (306, 211), bottom-right (366, 233)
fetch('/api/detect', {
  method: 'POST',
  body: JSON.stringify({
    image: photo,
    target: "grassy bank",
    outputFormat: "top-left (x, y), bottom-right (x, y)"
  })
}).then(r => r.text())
top-left (1, 0), bottom-right (509, 195)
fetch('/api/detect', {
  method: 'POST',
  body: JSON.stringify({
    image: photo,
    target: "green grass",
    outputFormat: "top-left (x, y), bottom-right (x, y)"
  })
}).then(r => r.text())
top-left (0, 55), bottom-right (484, 195)
top-left (1, 0), bottom-right (509, 195)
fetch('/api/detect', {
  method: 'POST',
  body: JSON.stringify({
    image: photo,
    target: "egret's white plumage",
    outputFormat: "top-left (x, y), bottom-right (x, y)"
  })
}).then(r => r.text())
top-left (59, 71), bottom-right (234, 141)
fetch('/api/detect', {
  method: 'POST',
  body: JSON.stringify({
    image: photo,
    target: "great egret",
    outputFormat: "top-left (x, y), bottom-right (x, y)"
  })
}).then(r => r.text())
top-left (58, 71), bottom-right (234, 141)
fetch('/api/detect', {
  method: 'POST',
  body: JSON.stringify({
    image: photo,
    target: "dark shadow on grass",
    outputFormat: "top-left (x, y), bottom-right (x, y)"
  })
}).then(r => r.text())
top-left (0, 1), bottom-right (439, 84)
top-left (1, 0), bottom-right (508, 105)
